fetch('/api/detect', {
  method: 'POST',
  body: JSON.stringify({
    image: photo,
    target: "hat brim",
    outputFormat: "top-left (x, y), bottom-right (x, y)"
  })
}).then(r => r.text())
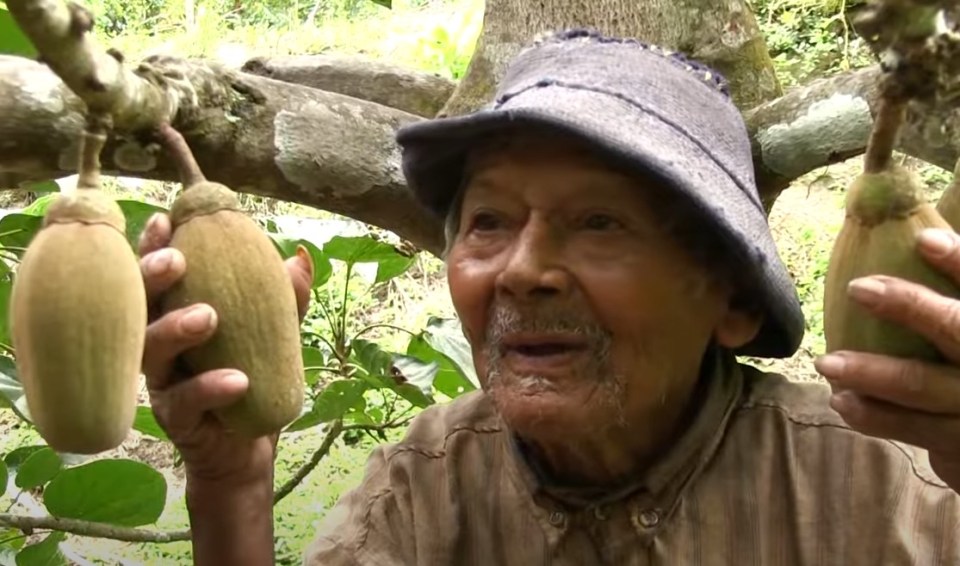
top-left (397, 85), bottom-right (804, 359)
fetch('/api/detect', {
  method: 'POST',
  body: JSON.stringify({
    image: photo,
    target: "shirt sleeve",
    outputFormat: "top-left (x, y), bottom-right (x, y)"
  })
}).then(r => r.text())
top-left (302, 445), bottom-right (416, 566)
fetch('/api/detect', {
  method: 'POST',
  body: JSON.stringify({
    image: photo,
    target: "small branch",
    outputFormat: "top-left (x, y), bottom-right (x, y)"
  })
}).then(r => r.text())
top-left (0, 514), bottom-right (190, 543)
top-left (273, 419), bottom-right (344, 505)
top-left (5, 0), bottom-right (178, 130)
top-left (864, 94), bottom-right (908, 173)
top-left (153, 122), bottom-right (206, 187)
top-left (76, 119), bottom-right (108, 189)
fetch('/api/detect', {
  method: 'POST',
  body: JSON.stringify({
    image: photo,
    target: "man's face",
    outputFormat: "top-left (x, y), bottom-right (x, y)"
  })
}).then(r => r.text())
top-left (445, 132), bottom-right (759, 444)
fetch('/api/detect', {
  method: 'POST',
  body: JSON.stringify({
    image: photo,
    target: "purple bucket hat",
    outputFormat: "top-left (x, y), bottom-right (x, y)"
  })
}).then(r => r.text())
top-left (394, 29), bottom-right (805, 359)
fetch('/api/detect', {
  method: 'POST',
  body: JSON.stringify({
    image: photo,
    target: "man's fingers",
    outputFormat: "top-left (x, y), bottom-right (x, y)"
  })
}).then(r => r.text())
top-left (142, 304), bottom-right (218, 390)
top-left (138, 213), bottom-right (173, 257)
top-left (918, 228), bottom-right (960, 283)
top-left (140, 248), bottom-right (186, 304)
top-left (151, 369), bottom-right (248, 437)
top-left (287, 245), bottom-right (314, 321)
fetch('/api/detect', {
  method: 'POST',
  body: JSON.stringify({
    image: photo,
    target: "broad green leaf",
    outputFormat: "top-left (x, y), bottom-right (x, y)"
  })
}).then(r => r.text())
top-left (0, 277), bottom-right (12, 349)
top-left (0, 357), bottom-right (29, 423)
top-left (132, 406), bottom-right (169, 441)
top-left (0, 214), bottom-right (42, 250)
top-left (22, 181), bottom-right (58, 194)
top-left (322, 236), bottom-right (415, 283)
top-left (0, 528), bottom-right (25, 549)
top-left (285, 380), bottom-right (367, 432)
top-left (367, 0), bottom-right (391, 8)
top-left (302, 346), bottom-right (327, 387)
top-left (3, 446), bottom-right (45, 472)
top-left (406, 334), bottom-right (473, 398)
top-left (269, 237), bottom-right (333, 289)
top-left (391, 354), bottom-right (438, 396)
top-left (394, 383), bottom-right (433, 408)
top-left (20, 195), bottom-right (58, 216)
top-left (422, 317), bottom-right (480, 388)
top-left (14, 532), bottom-right (65, 566)
top-left (44, 459), bottom-right (166, 527)
top-left (14, 449), bottom-right (61, 489)
top-left (0, 459), bottom-right (8, 498)
top-left (117, 200), bottom-right (167, 250)
top-left (0, 7), bottom-right (36, 59)
top-left (350, 339), bottom-right (394, 389)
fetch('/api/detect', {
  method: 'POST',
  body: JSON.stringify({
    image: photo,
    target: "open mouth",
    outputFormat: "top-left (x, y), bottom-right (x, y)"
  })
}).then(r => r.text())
top-left (500, 334), bottom-right (589, 359)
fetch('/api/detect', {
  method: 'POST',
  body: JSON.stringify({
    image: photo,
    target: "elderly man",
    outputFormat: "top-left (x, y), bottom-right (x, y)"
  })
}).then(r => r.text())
top-left (138, 30), bottom-right (960, 564)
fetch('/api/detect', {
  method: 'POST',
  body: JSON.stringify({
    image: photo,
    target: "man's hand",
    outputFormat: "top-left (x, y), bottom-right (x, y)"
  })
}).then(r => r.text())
top-left (139, 211), bottom-right (313, 486)
top-left (815, 227), bottom-right (960, 491)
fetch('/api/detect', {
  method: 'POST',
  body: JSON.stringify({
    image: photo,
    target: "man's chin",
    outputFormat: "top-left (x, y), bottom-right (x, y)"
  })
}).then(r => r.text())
top-left (487, 378), bottom-right (618, 437)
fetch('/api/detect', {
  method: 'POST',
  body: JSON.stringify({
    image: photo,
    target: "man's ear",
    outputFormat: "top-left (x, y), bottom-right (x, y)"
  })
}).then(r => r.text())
top-left (714, 305), bottom-right (764, 349)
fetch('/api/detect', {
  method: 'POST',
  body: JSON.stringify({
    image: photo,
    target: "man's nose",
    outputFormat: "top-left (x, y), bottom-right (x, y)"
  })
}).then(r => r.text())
top-left (495, 217), bottom-right (570, 300)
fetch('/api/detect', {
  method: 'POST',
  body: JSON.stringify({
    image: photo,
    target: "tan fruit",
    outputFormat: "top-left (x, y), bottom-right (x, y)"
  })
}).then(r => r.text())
top-left (160, 180), bottom-right (305, 437)
top-left (11, 190), bottom-right (147, 454)
top-left (823, 166), bottom-right (960, 361)
top-left (935, 157), bottom-right (960, 231)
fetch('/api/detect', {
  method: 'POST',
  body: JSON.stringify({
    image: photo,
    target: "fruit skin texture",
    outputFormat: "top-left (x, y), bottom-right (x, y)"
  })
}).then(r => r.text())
top-left (162, 181), bottom-right (304, 437)
top-left (824, 166), bottom-right (960, 362)
top-left (11, 190), bottom-right (147, 454)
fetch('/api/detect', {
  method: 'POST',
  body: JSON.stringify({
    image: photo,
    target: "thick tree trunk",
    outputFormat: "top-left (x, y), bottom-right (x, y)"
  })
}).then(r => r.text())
top-left (440, 0), bottom-right (782, 116)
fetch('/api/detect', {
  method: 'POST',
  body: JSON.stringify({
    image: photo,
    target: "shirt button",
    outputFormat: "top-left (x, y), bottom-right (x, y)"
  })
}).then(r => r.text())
top-left (638, 509), bottom-right (660, 528)
top-left (593, 506), bottom-right (608, 521)
top-left (549, 511), bottom-right (566, 527)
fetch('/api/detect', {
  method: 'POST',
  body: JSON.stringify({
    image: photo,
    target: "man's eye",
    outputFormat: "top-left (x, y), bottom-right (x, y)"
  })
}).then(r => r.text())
top-left (582, 214), bottom-right (622, 231)
top-left (468, 211), bottom-right (503, 232)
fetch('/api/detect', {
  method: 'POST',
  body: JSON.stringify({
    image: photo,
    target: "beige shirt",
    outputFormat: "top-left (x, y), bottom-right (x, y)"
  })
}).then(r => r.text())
top-left (303, 349), bottom-right (960, 565)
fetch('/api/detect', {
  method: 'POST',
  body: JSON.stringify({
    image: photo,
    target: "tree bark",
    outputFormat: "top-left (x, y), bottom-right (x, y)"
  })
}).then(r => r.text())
top-left (440, 0), bottom-right (783, 117)
top-left (746, 65), bottom-right (960, 210)
top-left (241, 54), bottom-right (456, 118)
top-left (0, 55), bottom-right (443, 255)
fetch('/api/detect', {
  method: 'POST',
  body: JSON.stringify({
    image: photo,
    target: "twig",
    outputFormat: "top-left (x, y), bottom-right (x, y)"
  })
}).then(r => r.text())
top-left (273, 419), bottom-right (344, 505)
top-left (5, 0), bottom-right (177, 130)
top-left (153, 122), bottom-right (206, 187)
top-left (0, 514), bottom-right (190, 543)
top-left (863, 92), bottom-right (908, 173)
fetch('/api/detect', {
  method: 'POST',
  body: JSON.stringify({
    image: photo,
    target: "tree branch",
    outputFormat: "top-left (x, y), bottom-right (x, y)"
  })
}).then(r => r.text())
top-left (0, 54), bottom-right (444, 255)
top-left (745, 64), bottom-right (960, 211)
top-left (241, 54), bottom-right (456, 118)
top-left (274, 419), bottom-right (343, 505)
top-left (0, 514), bottom-right (191, 543)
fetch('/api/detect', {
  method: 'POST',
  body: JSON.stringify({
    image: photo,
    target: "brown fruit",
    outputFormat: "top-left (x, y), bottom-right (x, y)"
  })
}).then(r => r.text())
top-left (11, 190), bottom-right (147, 454)
top-left (823, 166), bottom-right (960, 361)
top-left (935, 157), bottom-right (960, 231)
top-left (161, 181), bottom-right (304, 437)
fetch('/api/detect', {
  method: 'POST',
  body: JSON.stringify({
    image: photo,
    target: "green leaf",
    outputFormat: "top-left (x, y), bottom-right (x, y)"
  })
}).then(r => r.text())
top-left (0, 7), bottom-right (37, 59)
top-left (3, 446), bottom-right (45, 473)
top-left (0, 214), bottom-right (42, 250)
top-left (0, 277), bottom-right (12, 350)
top-left (20, 195), bottom-right (58, 217)
top-left (43, 459), bottom-right (167, 527)
top-left (14, 449), bottom-right (61, 490)
top-left (322, 236), bottom-right (415, 283)
top-left (117, 200), bottom-right (167, 251)
top-left (421, 317), bottom-right (480, 389)
top-left (350, 339), bottom-right (394, 389)
top-left (394, 383), bottom-right (433, 408)
top-left (0, 528), bottom-right (25, 549)
top-left (406, 324), bottom-right (477, 399)
top-left (0, 459), bottom-right (8, 498)
top-left (366, 0), bottom-right (391, 8)
top-left (302, 346), bottom-right (327, 388)
top-left (269, 237), bottom-right (333, 289)
top-left (132, 406), bottom-right (169, 441)
top-left (391, 354), bottom-right (438, 396)
top-left (22, 181), bottom-right (58, 194)
top-left (285, 380), bottom-right (367, 433)
top-left (15, 532), bottom-right (66, 566)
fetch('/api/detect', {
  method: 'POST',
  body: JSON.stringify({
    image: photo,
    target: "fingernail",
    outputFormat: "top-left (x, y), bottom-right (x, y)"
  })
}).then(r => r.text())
top-left (919, 228), bottom-right (956, 258)
top-left (180, 305), bottom-right (215, 334)
top-left (220, 372), bottom-right (247, 389)
top-left (146, 250), bottom-right (172, 275)
top-left (848, 278), bottom-right (885, 306)
top-left (815, 354), bottom-right (846, 377)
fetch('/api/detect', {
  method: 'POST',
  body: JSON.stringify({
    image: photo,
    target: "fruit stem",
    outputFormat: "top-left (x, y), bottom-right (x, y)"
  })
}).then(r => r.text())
top-left (154, 122), bottom-right (207, 188)
top-left (863, 92), bottom-right (908, 174)
top-left (76, 114), bottom-right (111, 190)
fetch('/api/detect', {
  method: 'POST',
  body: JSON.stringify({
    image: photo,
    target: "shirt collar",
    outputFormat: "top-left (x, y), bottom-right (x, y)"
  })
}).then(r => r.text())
top-left (504, 345), bottom-right (746, 511)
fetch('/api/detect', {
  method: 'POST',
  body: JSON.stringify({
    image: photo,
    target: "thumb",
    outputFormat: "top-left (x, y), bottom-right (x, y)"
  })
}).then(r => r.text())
top-left (288, 245), bottom-right (314, 321)
top-left (152, 370), bottom-right (249, 436)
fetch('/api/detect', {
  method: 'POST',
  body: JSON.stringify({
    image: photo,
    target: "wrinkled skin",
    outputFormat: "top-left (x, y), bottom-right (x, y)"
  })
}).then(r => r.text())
top-left (815, 228), bottom-right (960, 494)
top-left (442, 132), bottom-right (763, 486)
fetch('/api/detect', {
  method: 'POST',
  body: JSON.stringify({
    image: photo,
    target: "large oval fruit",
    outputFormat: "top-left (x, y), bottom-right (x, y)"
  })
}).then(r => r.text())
top-left (161, 181), bottom-right (305, 437)
top-left (823, 166), bottom-right (960, 361)
top-left (11, 190), bottom-right (147, 454)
